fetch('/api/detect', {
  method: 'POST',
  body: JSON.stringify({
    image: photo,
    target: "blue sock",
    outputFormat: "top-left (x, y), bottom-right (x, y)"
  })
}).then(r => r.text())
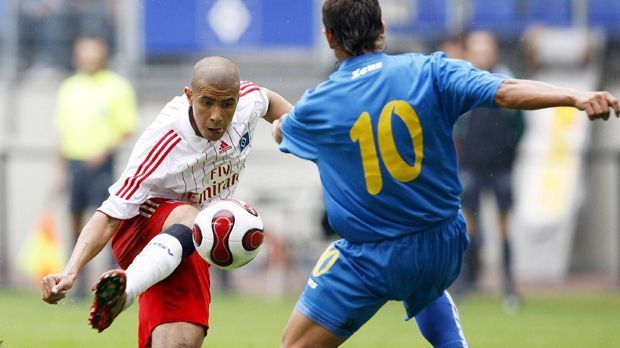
top-left (415, 291), bottom-right (468, 348)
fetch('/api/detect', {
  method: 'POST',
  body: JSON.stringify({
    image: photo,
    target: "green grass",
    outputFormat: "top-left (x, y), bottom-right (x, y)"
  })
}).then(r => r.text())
top-left (1, 289), bottom-right (619, 347)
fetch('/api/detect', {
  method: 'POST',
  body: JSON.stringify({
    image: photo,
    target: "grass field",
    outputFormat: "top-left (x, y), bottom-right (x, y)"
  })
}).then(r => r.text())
top-left (1, 289), bottom-right (619, 347)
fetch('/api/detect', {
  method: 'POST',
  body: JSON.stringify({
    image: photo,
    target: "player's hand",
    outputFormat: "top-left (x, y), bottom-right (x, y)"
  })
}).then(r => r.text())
top-left (574, 91), bottom-right (620, 121)
top-left (271, 113), bottom-right (288, 144)
top-left (41, 273), bottom-right (75, 304)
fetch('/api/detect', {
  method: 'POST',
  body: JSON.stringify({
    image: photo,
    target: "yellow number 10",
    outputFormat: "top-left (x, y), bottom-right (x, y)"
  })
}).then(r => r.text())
top-left (350, 100), bottom-right (424, 195)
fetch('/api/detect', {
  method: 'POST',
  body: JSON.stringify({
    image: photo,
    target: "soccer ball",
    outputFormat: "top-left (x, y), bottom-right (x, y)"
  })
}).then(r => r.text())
top-left (192, 198), bottom-right (264, 270)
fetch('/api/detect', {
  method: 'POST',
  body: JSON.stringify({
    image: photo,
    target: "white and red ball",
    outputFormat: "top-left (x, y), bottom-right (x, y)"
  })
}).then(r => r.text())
top-left (192, 198), bottom-right (264, 270)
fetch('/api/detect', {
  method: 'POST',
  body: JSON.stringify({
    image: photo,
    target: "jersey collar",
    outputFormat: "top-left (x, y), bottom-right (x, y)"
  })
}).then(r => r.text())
top-left (338, 52), bottom-right (386, 71)
top-left (179, 105), bottom-right (212, 153)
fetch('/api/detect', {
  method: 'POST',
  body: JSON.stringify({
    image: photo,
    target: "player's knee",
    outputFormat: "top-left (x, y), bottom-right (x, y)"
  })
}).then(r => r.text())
top-left (163, 224), bottom-right (195, 258)
top-left (164, 204), bottom-right (199, 229)
top-left (152, 322), bottom-right (205, 348)
top-left (281, 324), bottom-right (305, 348)
top-left (280, 335), bottom-right (305, 348)
top-left (281, 337), bottom-right (336, 348)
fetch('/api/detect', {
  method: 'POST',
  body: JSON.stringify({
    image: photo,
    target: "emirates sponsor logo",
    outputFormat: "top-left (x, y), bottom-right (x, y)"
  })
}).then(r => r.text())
top-left (186, 164), bottom-right (240, 204)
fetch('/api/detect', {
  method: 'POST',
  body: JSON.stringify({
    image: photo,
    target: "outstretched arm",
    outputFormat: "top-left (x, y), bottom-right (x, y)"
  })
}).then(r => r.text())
top-left (41, 211), bottom-right (120, 304)
top-left (263, 88), bottom-right (293, 123)
top-left (495, 79), bottom-right (620, 120)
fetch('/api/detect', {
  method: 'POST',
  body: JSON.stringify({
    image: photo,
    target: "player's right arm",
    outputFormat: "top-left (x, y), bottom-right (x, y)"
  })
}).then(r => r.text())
top-left (41, 212), bottom-right (120, 304)
top-left (432, 53), bottom-right (620, 122)
top-left (494, 79), bottom-right (620, 120)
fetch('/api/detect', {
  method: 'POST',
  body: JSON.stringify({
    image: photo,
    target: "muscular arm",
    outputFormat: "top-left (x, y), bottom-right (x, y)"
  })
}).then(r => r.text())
top-left (263, 88), bottom-right (293, 123)
top-left (41, 211), bottom-right (120, 304)
top-left (495, 79), bottom-right (620, 120)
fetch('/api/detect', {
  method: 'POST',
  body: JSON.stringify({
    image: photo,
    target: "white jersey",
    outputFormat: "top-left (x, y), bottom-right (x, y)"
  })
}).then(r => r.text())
top-left (99, 82), bottom-right (269, 220)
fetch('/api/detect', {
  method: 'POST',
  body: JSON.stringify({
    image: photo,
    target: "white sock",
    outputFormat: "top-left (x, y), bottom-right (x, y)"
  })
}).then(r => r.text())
top-left (123, 233), bottom-right (184, 309)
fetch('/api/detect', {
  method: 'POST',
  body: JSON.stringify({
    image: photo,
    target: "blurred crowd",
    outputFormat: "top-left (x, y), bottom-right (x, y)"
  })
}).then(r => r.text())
top-left (18, 0), bottom-right (117, 76)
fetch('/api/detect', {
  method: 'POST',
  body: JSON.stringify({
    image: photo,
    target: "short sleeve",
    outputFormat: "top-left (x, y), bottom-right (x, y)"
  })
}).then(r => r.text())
top-left (257, 87), bottom-right (270, 118)
top-left (238, 81), bottom-right (269, 119)
top-left (279, 108), bottom-right (319, 162)
top-left (99, 194), bottom-right (140, 219)
top-left (431, 52), bottom-right (508, 123)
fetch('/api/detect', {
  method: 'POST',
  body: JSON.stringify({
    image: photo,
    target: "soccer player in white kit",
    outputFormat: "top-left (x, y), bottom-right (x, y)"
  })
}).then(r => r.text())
top-left (41, 56), bottom-right (293, 348)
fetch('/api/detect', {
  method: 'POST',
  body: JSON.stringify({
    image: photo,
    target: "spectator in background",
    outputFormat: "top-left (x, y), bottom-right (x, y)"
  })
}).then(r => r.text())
top-left (56, 36), bottom-right (137, 296)
top-left (19, 0), bottom-right (115, 75)
top-left (453, 31), bottom-right (525, 312)
top-left (439, 34), bottom-right (465, 60)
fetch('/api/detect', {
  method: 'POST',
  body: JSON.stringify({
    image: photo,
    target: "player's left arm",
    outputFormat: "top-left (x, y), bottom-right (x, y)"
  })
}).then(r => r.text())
top-left (495, 79), bottom-right (620, 121)
top-left (262, 88), bottom-right (293, 124)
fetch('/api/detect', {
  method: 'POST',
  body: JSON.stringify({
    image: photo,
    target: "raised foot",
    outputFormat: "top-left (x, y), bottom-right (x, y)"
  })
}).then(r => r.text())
top-left (88, 269), bottom-right (127, 333)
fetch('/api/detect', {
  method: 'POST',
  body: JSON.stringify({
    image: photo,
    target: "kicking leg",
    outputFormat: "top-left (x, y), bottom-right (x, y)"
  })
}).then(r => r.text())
top-left (89, 204), bottom-right (198, 332)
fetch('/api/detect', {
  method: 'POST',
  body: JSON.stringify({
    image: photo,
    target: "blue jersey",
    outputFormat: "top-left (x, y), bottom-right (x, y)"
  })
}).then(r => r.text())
top-left (280, 52), bottom-right (506, 242)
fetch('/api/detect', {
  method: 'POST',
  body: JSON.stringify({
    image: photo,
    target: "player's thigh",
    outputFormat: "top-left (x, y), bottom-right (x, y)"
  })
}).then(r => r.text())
top-left (151, 322), bottom-right (205, 348)
top-left (138, 253), bottom-right (210, 348)
top-left (402, 214), bottom-right (469, 317)
top-left (282, 309), bottom-right (346, 348)
top-left (163, 203), bottom-right (199, 230)
top-left (294, 241), bottom-right (386, 339)
top-left (111, 199), bottom-right (191, 269)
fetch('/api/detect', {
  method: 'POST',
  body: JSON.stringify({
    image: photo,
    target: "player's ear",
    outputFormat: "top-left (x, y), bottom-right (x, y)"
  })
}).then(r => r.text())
top-left (381, 21), bottom-right (386, 34)
top-left (184, 87), bottom-right (193, 104)
top-left (324, 28), bottom-right (336, 49)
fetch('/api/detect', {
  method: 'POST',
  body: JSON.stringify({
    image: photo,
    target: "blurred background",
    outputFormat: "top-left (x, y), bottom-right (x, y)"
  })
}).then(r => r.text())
top-left (0, 0), bottom-right (619, 347)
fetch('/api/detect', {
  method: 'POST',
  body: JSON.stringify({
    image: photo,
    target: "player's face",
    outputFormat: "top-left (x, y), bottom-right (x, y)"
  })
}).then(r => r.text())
top-left (185, 84), bottom-right (239, 141)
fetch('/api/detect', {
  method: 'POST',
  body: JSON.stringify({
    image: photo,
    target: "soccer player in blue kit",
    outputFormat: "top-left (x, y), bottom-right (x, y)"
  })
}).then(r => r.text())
top-left (272, 1), bottom-right (620, 347)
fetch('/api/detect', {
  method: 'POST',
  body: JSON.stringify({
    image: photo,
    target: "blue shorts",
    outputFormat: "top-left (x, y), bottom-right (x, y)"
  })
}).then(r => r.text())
top-left (68, 156), bottom-right (114, 214)
top-left (295, 212), bottom-right (469, 338)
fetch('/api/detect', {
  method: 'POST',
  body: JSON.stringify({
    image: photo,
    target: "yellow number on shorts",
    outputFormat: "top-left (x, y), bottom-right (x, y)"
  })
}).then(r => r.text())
top-left (312, 246), bottom-right (340, 277)
top-left (350, 100), bottom-right (424, 195)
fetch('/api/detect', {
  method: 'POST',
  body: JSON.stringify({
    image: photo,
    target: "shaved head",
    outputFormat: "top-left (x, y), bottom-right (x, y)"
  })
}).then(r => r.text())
top-left (190, 56), bottom-right (240, 92)
top-left (184, 56), bottom-right (242, 141)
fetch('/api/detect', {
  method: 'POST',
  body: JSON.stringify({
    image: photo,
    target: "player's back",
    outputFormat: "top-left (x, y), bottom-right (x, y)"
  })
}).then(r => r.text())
top-left (284, 52), bottom-right (503, 242)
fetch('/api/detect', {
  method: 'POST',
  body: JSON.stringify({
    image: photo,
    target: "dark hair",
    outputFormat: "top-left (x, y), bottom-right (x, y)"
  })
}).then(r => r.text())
top-left (322, 0), bottom-right (384, 57)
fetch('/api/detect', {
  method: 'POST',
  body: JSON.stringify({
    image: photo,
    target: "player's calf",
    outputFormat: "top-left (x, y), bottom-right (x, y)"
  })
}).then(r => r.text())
top-left (124, 224), bottom-right (195, 308)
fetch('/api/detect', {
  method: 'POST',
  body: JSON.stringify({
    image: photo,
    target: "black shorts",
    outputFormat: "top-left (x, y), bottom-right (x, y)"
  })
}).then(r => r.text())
top-left (460, 167), bottom-right (513, 214)
top-left (67, 156), bottom-right (113, 214)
